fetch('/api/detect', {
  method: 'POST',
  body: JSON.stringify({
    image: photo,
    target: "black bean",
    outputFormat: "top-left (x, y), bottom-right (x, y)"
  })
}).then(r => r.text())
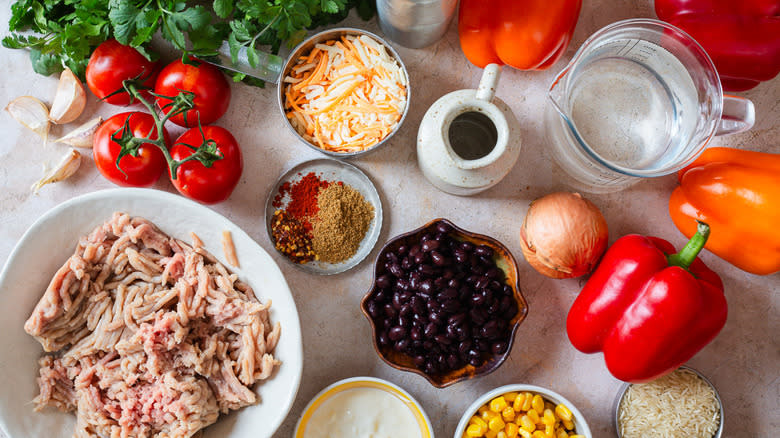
top-left (374, 289), bottom-right (387, 303)
top-left (417, 264), bottom-right (435, 277)
top-left (446, 324), bottom-right (458, 339)
top-left (429, 310), bottom-right (443, 324)
top-left (470, 308), bottom-right (487, 326)
top-left (410, 327), bottom-right (422, 341)
top-left (470, 263), bottom-right (485, 276)
top-left (436, 222), bottom-right (453, 234)
top-left (447, 354), bottom-right (460, 369)
top-left (491, 341), bottom-right (508, 354)
top-left (454, 249), bottom-right (468, 263)
top-left (448, 313), bottom-right (467, 326)
top-left (409, 244), bottom-right (421, 257)
top-left (499, 296), bottom-right (513, 313)
top-left (479, 256), bottom-right (494, 266)
top-left (502, 304), bottom-right (518, 320)
top-left (401, 256), bottom-right (414, 270)
top-left (439, 287), bottom-right (458, 301)
top-left (413, 355), bottom-right (426, 366)
top-left (418, 278), bottom-right (434, 294)
top-left (434, 334), bottom-right (452, 345)
top-left (476, 339), bottom-right (491, 352)
top-left (447, 278), bottom-right (460, 289)
top-left (397, 244), bottom-right (409, 255)
top-left (414, 252), bottom-right (427, 265)
top-left (489, 280), bottom-right (503, 292)
top-left (386, 252), bottom-right (398, 263)
top-left (481, 288), bottom-right (494, 302)
top-left (375, 274), bottom-right (391, 289)
top-left (366, 300), bottom-right (379, 318)
top-left (389, 263), bottom-right (403, 277)
top-left (422, 239), bottom-right (440, 252)
top-left (431, 251), bottom-right (447, 266)
top-left (395, 338), bottom-right (410, 352)
top-left (475, 245), bottom-right (494, 258)
top-left (383, 303), bottom-right (397, 319)
top-left (398, 316), bottom-right (411, 328)
top-left (433, 277), bottom-right (447, 290)
top-left (410, 296), bottom-right (425, 314)
top-left (441, 299), bottom-right (461, 313)
top-left (388, 326), bottom-right (406, 341)
top-left (460, 241), bottom-right (475, 252)
top-left (424, 323), bottom-right (438, 338)
top-left (458, 340), bottom-right (472, 355)
top-left (487, 300), bottom-right (501, 315)
top-left (481, 320), bottom-right (500, 339)
top-left (475, 277), bottom-right (489, 290)
top-left (471, 292), bottom-right (486, 306)
top-left (442, 269), bottom-right (455, 280)
top-left (378, 331), bottom-right (390, 346)
top-left (485, 267), bottom-right (500, 279)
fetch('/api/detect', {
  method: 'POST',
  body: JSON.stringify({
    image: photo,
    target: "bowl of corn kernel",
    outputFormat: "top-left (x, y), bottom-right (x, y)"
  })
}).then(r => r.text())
top-left (454, 384), bottom-right (592, 438)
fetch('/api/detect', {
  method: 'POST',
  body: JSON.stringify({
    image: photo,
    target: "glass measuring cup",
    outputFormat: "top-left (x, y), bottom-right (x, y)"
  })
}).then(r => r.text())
top-left (545, 19), bottom-right (755, 193)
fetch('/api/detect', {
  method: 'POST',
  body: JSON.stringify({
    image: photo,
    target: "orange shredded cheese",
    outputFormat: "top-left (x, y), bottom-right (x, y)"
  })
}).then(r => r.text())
top-left (283, 34), bottom-right (408, 153)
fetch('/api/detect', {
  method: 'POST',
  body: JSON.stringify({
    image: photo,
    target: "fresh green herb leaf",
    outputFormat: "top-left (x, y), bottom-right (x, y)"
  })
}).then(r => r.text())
top-left (213, 0), bottom-right (233, 19)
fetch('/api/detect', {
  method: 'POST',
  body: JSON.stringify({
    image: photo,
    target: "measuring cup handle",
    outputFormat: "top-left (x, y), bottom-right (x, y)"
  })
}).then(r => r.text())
top-left (476, 64), bottom-right (501, 102)
top-left (716, 95), bottom-right (755, 136)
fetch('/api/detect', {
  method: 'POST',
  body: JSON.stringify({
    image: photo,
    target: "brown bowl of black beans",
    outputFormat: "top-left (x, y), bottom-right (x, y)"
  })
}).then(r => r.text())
top-left (360, 218), bottom-right (529, 388)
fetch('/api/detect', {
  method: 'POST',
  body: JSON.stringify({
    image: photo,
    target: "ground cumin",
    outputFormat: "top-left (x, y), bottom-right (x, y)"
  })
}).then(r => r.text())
top-left (312, 183), bottom-right (374, 263)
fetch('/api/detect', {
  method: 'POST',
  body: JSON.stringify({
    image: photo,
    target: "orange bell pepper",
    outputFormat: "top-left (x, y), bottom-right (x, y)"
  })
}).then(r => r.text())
top-left (669, 147), bottom-right (780, 275)
top-left (457, 0), bottom-right (582, 70)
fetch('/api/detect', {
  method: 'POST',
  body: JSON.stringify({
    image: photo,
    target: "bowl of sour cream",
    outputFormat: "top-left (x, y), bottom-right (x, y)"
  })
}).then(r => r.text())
top-left (294, 376), bottom-right (434, 438)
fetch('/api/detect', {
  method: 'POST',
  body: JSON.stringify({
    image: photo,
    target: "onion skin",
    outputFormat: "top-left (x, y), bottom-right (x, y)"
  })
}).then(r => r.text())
top-left (520, 192), bottom-right (609, 279)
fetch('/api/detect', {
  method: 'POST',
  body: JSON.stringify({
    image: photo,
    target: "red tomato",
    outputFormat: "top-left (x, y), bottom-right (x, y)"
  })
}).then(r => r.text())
top-left (93, 112), bottom-right (170, 187)
top-left (170, 126), bottom-right (243, 204)
top-left (154, 58), bottom-right (231, 127)
top-left (86, 39), bottom-right (159, 106)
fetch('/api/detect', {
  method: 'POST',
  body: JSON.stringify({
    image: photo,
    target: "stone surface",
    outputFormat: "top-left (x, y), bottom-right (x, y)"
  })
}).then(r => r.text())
top-left (1, 2), bottom-right (778, 437)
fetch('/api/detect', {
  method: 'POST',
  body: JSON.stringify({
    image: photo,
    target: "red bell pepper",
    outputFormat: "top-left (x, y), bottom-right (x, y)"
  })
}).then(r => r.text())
top-left (655, 0), bottom-right (780, 91)
top-left (458, 0), bottom-right (582, 70)
top-left (566, 223), bottom-right (727, 383)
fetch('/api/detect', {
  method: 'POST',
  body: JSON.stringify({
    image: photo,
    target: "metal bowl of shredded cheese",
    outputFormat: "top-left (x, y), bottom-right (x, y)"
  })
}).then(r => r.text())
top-left (615, 366), bottom-right (724, 438)
top-left (278, 28), bottom-right (410, 157)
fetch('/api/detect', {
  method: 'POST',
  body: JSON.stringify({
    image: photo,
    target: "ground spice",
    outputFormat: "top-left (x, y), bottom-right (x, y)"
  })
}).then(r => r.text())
top-left (285, 172), bottom-right (330, 219)
top-left (270, 209), bottom-right (317, 264)
top-left (311, 183), bottom-right (374, 263)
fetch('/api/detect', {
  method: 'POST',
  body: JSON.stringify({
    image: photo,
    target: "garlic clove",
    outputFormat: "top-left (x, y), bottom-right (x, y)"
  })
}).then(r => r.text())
top-left (53, 117), bottom-right (102, 148)
top-left (49, 68), bottom-right (87, 124)
top-left (31, 148), bottom-right (81, 193)
top-left (6, 95), bottom-right (50, 143)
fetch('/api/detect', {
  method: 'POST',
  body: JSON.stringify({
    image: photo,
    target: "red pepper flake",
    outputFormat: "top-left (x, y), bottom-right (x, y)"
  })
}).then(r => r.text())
top-left (286, 172), bottom-right (330, 219)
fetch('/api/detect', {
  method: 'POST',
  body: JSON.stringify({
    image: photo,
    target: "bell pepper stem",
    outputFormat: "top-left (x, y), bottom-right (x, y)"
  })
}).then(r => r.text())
top-left (668, 221), bottom-right (710, 270)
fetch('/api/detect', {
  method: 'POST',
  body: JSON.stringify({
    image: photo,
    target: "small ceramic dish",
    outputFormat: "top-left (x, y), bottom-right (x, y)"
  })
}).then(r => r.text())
top-left (454, 384), bottom-right (593, 438)
top-left (276, 27), bottom-right (410, 158)
top-left (614, 365), bottom-right (724, 438)
top-left (264, 158), bottom-right (382, 275)
top-left (360, 218), bottom-right (528, 388)
top-left (294, 376), bottom-right (434, 438)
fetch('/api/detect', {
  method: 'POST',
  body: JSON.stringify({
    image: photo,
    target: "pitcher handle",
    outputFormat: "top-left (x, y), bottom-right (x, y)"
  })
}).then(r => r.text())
top-left (476, 64), bottom-right (501, 102)
top-left (716, 95), bottom-right (755, 136)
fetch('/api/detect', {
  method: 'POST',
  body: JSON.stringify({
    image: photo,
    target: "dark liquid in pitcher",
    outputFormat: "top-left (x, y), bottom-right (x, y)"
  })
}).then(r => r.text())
top-left (448, 111), bottom-right (498, 160)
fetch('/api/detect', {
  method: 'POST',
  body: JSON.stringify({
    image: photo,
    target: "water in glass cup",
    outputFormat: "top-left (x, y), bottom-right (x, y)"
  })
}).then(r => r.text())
top-left (565, 39), bottom-right (699, 171)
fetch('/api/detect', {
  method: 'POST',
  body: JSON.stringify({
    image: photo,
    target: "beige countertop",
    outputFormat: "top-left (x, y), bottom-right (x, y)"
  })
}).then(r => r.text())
top-left (1, 1), bottom-right (778, 437)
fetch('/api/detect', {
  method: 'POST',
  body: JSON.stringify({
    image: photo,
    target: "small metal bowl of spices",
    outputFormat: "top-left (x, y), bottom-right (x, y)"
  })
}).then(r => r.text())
top-left (614, 366), bottom-right (723, 438)
top-left (265, 158), bottom-right (383, 275)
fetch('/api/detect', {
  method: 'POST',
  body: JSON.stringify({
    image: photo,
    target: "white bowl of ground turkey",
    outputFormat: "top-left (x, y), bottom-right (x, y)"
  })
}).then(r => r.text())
top-left (615, 366), bottom-right (723, 438)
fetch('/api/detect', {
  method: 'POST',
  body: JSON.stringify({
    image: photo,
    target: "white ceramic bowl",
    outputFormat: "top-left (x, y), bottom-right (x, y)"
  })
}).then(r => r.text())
top-left (294, 376), bottom-right (434, 438)
top-left (454, 384), bottom-right (593, 438)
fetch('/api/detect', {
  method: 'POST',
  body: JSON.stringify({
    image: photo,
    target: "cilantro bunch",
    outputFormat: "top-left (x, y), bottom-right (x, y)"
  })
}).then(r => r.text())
top-left (3, 0), bottom-right (375, 83)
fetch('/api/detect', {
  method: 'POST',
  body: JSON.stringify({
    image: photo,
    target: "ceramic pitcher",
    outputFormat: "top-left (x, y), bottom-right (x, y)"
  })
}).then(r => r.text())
top-left (417, 64), bottom-right (521, 196)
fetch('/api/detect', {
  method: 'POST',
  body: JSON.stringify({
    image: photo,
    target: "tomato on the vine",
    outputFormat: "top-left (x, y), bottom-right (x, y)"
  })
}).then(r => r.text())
top-left (86, 40), bottom-right (159, 106)
top-left (93, 112), bottom-right (170, 187)
top-left (154, 58), bottom-right (231, 127)
top-left (170, 126), bottom-right (243, 204)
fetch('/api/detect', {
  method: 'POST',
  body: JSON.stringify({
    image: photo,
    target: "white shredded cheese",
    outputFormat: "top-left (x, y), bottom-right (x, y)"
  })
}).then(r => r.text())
top-left (618, 368), bottom-right (721, 438)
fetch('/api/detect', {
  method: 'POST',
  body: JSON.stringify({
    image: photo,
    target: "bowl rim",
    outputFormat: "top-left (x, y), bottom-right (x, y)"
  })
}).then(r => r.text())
top-left (613, 365), bottom-right (724, 438)
top-left (360, 218), bottom-right (529, 388)
top-left (293, 376), bottom-right (434, 438)
top-left (276, 27), bottom-right (411, 159)
top-left (453, 383), bottom-right (593, 438)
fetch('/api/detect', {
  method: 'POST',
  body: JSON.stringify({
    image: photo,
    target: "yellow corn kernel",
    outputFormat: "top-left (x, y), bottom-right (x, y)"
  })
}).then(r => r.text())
top-left (483, 409), bottom-right (499, 421)
top-left (462, 434), bottom-right (470, 438)
top-left (491, 396), bottom-right (509, 413)
top-left (562, 419), bottom-right (575, 431)
top-left (519, 415), bottom-right (536, 432)
top-left (504, 392), bottom-right (519, 402)
top-left (466, 423), bottom-right (485, 437)
top-left (479, 405), bottom-right (490, 415)
top-left (505, 422), bottom-right (519, 438)
top-left (517, 429), bottom-right (532, 438)
top-left (521, 392), bottom-right (533, 411)
top-left (555, 404), bottom-right (573, 422)
top-left (489, 416), bottom-right (506, 432)
top-left (497, 432), bottom-right (508, 438)
top-left (545, 401), bottom-right (556, 411)
top-left (531, 395), bottom-right (545, 415)
top-left (569, 436), bottom-right (585, 438)
top-left (544, 423), bottom-right (555, 438)
top-left (543, 409), bottom-right (556, 426)
top-left (512, 393), bottom-right (526, 411)
top-left (470, 416), bottom-right (488, 428)
top-left (502, 406), bottom-right (516, 422)
top-left (555, 429), bottom-right (568, 438)
top-left (532, 431), bottom-right (546, 438)
top-left (527, 408), bottom-right (541, 424)
top-left (486, 431), bottom-right (498, 438)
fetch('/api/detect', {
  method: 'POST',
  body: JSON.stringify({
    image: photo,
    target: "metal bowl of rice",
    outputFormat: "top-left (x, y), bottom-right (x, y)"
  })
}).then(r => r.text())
top-left (277, 27), bottom-right (410, 159)
top-left (614, 365), bottom-right (724, 438)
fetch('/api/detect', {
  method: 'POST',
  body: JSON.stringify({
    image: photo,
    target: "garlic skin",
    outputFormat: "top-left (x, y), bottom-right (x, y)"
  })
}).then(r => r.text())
top-left (53, 117), bottom-right (102, 148)
top-left (5, 95), bottom-right (50, 143)
top-left (49, 68), bottom-right (87, 124)
top-left (31, 148), bottom-right (81, 193)
top-left (519, 192), bottom-right (609, 279)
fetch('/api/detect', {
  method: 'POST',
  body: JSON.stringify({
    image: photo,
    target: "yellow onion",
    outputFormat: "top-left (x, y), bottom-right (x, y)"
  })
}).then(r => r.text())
top-left (519, 192), bottom-right (608, 279)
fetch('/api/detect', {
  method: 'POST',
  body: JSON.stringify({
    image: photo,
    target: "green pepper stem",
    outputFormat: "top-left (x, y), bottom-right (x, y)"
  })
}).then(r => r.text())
top-left (668, 221), bottom-right (710, 270)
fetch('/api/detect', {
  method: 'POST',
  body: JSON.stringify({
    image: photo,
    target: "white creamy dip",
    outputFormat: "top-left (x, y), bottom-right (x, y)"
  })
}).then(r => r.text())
top-left (304, 386), bottom-right (423, 438)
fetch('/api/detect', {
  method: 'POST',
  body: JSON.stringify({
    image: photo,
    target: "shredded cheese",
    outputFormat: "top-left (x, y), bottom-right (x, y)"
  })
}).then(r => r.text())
top-left (283, 34), bottom-right (408, 153)
top-left (618, 368), bottom-right (721, 438)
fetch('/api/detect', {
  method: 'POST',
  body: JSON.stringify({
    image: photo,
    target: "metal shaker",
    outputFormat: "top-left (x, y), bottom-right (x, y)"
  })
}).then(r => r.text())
top-left (377, 0), bottom-right (458, 49)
